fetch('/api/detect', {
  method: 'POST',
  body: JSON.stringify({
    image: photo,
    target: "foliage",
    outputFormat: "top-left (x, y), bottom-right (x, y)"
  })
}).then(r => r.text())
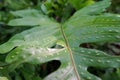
top-left (69, 0), bottom-right (94, 10)
top-left (0, 0), bottom-right (120, 80)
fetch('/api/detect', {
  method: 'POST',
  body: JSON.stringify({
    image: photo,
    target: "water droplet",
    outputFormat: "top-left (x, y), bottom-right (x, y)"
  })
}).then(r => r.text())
top-left (101, 36), bottom-right (105, 38)
top-left (116, 36), bottom-right (120, 39)
top-left (0, 67), bottom-right (3, 69)
top-left (102, 19), bottom-right (105, 21)
top-left (78, 65), bottom-right (81, 68)
top-left (108, 35), bottom-right (112, 38)
top-left (57, 53), bottom-right (59, 55)
top-left (95, 31), bottom-right (97, 33)
top-left (88, 77), bottom-right (91, 80)
top-left (37, 57), bottom-right (40, 60)
top-left (97, 60), bottom-right (102, 63)
top-left (16, 52), bottom-right (19, 55)
top-left (108, 30), bottom-right (112, 32)
top-left (96, 53), bottom-right (99, 55)
top-left (106, 60), bottom-right (110, 63)
top-left (11, 56), bottom-right (14, 58)
top-left (107, 19), bottom-right (110, 21)
top-left (112, 19), bottom-right (116, 21)
top-left (61, 70), bottom-right (65, 73)
top-left (102, 9), bottom-right (106, 11)
top-left (81, 72), bottom-right (84, 75)
top-left (95, 36), bottom-right (99, 39)
top-left (45, 55), bottom-right (47, 58)
top-left (117, 60), bottom-right (120, 62)
top-left (68, 62), bottom-right (71, 65)
top-left (55, 76), bottom-right (59, 79)
top-left (90, 59), bottom-right (93, 62)
top-left (65, 50), bottom-right (67, 52)
top-left (83, 58), bottom-right (86, 60)
top-left (88, 52), bottom-right (91, 54)
top-left (95, 51), bottom-right (99, 53)
top-left (32, 53), bottom-right (35, 55)
top-left (71, 48), bottom-right (74, 50)
top-left (115, 30), bottom-right (119, 33)
top-left (22, 55), bottom-right (26, 59)
top-left (81, 50), bottom-right (85, 53)
top-left (110, 25), bottom-right (114, 27)
top-left (88, 37), bottom-right (91, 39)
top-left (50, 53), bottom-right (54, 56)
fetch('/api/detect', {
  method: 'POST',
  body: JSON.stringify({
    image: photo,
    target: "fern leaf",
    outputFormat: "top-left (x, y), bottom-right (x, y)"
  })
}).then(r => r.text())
top-left (0, 0), bottom-right (120, 80)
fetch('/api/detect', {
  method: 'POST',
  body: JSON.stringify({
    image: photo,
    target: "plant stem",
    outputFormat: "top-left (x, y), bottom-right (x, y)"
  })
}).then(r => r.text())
top-left (60, 25), bottom-right (80, 80)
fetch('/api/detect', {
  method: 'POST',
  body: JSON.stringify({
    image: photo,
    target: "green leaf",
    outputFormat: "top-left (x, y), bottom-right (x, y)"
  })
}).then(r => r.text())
top-left (0, 10), bottom-right (76, 79)
top-left (5, 0), bottom-right (30, 10)
top-left (62, 0), bottom-right (120, 79)
top-left (72, 48), bottom-right (120, 80)
top-left (0, 77), bottom-right (8, 80)
top-left (4, 27), bottom-right (75, 79)
top-left (64, 15), bottom-right (120, 45)
top-left (72, 0), bottom-right (111, 15)
top-left (10, 9), bottom-right (42, 17)
top-left (0, 0), bottom-right (120, 80)
top-left (69, 0), bottom-right (94, 10)
top-left (8, 9), bottom-right (59, 26)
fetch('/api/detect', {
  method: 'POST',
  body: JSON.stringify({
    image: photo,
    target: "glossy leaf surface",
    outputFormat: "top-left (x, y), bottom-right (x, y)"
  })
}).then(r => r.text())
top-left (0, 0), bottom-right (120, 80)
